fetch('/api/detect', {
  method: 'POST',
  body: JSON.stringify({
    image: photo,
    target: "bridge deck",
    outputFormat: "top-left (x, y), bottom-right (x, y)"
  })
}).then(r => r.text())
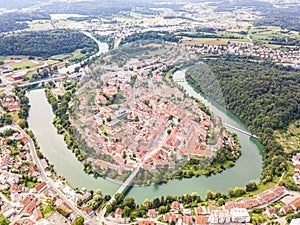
top-left (224, 123), bottom-right (258, 139)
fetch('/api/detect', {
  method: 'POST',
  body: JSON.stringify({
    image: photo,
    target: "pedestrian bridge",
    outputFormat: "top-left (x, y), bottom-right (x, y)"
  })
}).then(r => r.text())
top-left (224, 123), bottom-right (258, 139)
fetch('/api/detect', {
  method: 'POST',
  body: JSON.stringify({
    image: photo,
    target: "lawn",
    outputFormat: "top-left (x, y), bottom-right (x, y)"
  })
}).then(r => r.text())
top-left (275, 120), bottom-right (300, 154)
top-left (50, 53), bottom-right (73, 61)
top-left (9, 112), bottom-right (19, 121)
top-left (10, 61), bottom-right (35, 69)
top-left (41, 204), bottom-right (55, 217)
top-left (148, 44), bottom-right (172, 57)
top-left (182, 37), bottom-right (249, 45)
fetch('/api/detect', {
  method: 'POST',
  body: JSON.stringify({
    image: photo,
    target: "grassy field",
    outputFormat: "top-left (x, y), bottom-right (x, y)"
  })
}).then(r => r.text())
top-left (41, 204), bottom-right (55, 217)
top-left (10, 61), bottom-right (36, 69)
top-left (50, 53), bottom-right (73, 61)
top-left (274, 120), bottom-right (300, 190)
top-left (148, 43), bottom-right (172, 56)
top-left (275, 120), bottom-right (300, 154)
top-left (181, 37), bottom-right (249, 45)
top-left (249, 25), bottom-right (300, 49)
top-left (29, 21), bottom-right (53, 30)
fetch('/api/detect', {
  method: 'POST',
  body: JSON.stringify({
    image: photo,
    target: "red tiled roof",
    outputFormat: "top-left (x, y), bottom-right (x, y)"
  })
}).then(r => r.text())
top-left (196, 215), bottom-right (208, 224)
top-left (291, 198), bottom-right (300, 209)
top-left (21, 195), bottom-right (31, 205)
top-left (23, 198), bottom-right (38, 215)
top-left (33, 208), bottom-right (43, 220)
top-left (171, 201), bottom-right (180, 209)
top-left (138, 220), bottom-right (155, 225)
top-left (115, 208), bottom-right (122, 215)
top-left (35, 181), bottom-right (46, 193)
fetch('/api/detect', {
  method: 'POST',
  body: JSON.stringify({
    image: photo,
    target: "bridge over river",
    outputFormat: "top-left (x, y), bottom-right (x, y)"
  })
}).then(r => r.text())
top-left (16, 73), bottom-right (83, 88)
top-left (97, 166), bottom-right (140, 224)
top-left (224, 123), bottom-right (258, 139)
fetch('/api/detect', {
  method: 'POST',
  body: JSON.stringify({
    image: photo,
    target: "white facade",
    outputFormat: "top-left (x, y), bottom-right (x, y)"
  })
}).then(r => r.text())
top-left (230, 208), bottom-right (251, 223)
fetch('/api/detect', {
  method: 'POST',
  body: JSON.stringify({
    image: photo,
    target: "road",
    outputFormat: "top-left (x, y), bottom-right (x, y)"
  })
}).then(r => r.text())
top-left (11, 122), bottom-right (90, 222)
top-left (16, 73), bottom-right (82, 88)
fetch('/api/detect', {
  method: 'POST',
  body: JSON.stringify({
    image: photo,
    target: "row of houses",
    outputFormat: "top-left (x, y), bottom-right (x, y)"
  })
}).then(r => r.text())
top-left (163, 208), bottom-right (250, 225)
top-left (292, 153), bottom-right (300, 185)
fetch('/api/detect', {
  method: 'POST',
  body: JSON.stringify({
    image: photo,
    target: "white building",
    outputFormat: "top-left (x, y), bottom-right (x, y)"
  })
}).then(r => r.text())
top-left (290, 218), bottom-right (300, 225)
top-left (209, 210), bottom-right (231, 224)
top-left (230, 208), bottom-right (251, 223)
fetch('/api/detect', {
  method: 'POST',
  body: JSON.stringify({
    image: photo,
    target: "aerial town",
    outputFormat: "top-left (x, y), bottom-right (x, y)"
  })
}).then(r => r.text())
top-left (0, 0), bottom-right (299, 224)
top-left (70, 43), bottom-right (238, 181)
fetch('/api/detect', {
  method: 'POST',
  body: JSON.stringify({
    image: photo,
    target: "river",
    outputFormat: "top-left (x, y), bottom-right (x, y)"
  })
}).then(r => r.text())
top-left (58, 32), bottom-right (109, 75)
top-left (27, 66), bottom-right (262, 203)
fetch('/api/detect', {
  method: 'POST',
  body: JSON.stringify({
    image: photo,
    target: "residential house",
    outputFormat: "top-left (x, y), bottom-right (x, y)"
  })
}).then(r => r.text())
top-left (58, 202), bottom-right (72, 214)
top-left (280, 205), bottom-right (293, 214)
top-left (209, 210), bottom-right (231, 224)
top-left (138, 220), bottom-right (155, 225)
top-left (183, 208), bottom-right (193, 216)
top-left (195, 216), bottom-right (208, 225)
top-left (7, 174), bottom-right (19, 185)
top-left (40, 159), bottom-right (49, 171)
top-left (164, 214), bottom-right (182, 223)
top-left (182, 215), bottom-right (193, 225)
top-left (33, 208), bottom-right (43, 220)
top-left (81, 206), bottom-right (95, 217)
top-left (230, 208), bottom-right (250, 223)
top-left (207, 205), bottom-right (217, 214)
top-left (29, 165), bottom-right (40, 177)
top-left (195, 206), bottom-right (207, 215)
top-left (295, 164), bottom-right (300, 172)
top-left (115, 208), bottom-right (122, 218)
top-left (147, 209), bottom-right (157, 218)
top-left (171, 201), bottom-right (183, 210)
top-left (23, 198), bottom-right (39, 216)
top-left (292, 153), bottom-right (300, 165)
top-left (34, 181), bottom-right (47, 193)
top-left (0, 172), bottom-right (9, 184)
top-left (293, 173), bottom-right (300, 185)
top-left (81, 192), bottom-right (92, 203)
top-left (266, 208), bottom-right (277, 217)
top-left (290, 198), bottom-right (300, 210)
top-left (290, 218), bottom-right (300, 225)
top-left (1, 155), bottom-right (11, 170)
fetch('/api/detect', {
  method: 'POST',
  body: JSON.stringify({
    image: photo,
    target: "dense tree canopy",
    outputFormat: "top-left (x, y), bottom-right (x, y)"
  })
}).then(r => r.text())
top-left (0, 29), bottom-right (98, 57)
top-left (186, 57), bottom-right (300, 182)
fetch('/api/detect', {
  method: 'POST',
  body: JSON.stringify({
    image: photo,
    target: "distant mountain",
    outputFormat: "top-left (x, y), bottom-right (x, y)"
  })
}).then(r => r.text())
top-left (0, 0), bottom-right (49, 9)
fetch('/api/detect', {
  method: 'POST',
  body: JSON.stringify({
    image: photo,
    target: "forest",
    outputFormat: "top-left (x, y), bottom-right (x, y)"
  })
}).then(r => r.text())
top-left (0, 29), bottom-right (98, 57)
top-left (186, 57), bottom-right (300, 185)
top-left (0, 11), bottom-right (50, 32)
top-left (120, 31), bottom-right (179, 45)
top-left (254, 16), bottom-right (300, 33)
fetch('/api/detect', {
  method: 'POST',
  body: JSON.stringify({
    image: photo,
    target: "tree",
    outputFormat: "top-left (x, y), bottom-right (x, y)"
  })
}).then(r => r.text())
top-left (73, 216), bottom-right (84, 225)
top-left (123, 196), bottom-right (135, 209)
top-left (123, 206), bottom-right (131, 217)
top-left (18, 119), bottom-right (28, 129)
top-left (217, 198), bottom-right (225, 206)
top-left (246, 180), bottom-right (258, 192)
top-left (106, 204), bottom-right (113, 213)
top-left (153, 198), bottom-right (161, 209)
top-left (228, 188), bottom-right (235, 198)
top-left (115, 193), bottom-right (124, 205)
top-left (206, 190), bottom-right (215, 200)
top-left (142, 199), bottom-right (152, 211)
top-left (0, 214), bottom-right (9, 225)
top-left (234, 187), bottom-right (246, 197)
